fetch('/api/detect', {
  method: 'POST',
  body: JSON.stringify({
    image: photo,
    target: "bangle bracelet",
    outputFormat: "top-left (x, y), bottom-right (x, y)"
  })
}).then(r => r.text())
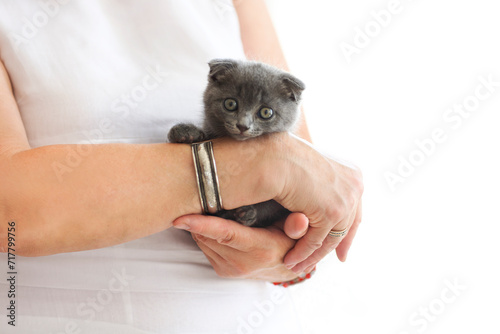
top-left (273, 267), bottom-right (316, 288)
top-left (191, 141), bottom-right (223, 214)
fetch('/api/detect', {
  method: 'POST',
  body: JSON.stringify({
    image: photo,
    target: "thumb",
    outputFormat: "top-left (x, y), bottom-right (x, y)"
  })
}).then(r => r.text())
top-left (283, 213), bottom-right (309, 240)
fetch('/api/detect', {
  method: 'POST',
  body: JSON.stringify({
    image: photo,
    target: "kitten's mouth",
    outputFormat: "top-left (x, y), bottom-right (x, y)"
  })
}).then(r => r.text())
top-left (230, 133), bottom-right (254, 141)
top-left (226, 126), bottom-right (257, 140)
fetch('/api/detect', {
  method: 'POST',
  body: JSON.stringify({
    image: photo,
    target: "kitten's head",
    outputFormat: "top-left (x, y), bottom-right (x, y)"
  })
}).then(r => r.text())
top-left (203, 59), bottom-right (305, 141)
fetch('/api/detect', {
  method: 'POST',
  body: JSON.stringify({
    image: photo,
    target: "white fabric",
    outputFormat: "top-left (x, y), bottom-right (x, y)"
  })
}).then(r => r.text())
top-left (0, 1), bottom-right (304, 333)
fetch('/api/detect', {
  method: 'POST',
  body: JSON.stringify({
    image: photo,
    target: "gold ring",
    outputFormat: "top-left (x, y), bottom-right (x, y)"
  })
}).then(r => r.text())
top-left (328, 227), bottom-right (348, 238)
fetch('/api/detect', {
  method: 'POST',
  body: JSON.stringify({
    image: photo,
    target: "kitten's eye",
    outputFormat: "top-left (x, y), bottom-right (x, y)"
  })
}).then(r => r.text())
top-left (223, 98), bottom-right (238, 111)
top-left (258, 107), bottom-right (274, 120)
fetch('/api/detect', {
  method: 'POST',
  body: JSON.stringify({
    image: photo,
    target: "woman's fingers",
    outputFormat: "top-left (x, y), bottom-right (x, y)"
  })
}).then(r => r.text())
top-left (285, 222), bottom-right (348, 273)
top-left (288, 214), bottom-right (354, 273)
top-left (190, 234), bottom-right (235, 277)
top-left (283, 224), bottom-right (332, 269)
top-left (173, 214), bottom-right (254, 252)
top-left (191, 229), bottom-right (246, 260)
top-left (283, 196), bottom-right (361, 272)
top-left (282, 200), bottom-right (349, 268)
top-left (175, 213), bottom-right (300, 280)
top-left (336, 200), bottom-right (363, 262)
top-left (288, 199), bottom-right (362, 272)
top-left (192, 234), bottom-right (226, 264)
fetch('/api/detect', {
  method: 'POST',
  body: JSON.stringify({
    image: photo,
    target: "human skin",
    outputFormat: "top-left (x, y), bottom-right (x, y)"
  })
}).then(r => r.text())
top-left (0, 2), bottom-right (363, 282)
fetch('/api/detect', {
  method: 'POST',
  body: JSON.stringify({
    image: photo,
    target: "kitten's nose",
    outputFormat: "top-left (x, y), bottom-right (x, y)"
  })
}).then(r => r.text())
top-left (237, 124), bottom-right (249, 133)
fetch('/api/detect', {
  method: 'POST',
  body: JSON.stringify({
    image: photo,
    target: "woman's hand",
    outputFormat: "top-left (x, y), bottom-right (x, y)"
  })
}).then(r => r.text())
top-left (172, 213), bottom-right (309, 282)
top-left (272, 134), bottom-right (364, 273)
top-left (213, 133), bottom-right (363, 274)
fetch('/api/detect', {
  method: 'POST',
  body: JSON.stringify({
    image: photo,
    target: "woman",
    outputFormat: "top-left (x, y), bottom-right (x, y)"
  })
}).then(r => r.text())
top-left (0, 0), bottom-right (363, 333)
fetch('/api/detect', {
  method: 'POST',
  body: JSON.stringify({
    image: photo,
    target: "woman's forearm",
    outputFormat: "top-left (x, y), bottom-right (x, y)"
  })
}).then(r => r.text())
top-left (0, 136), bottom-right (280, 257)
top-left (1, 143), bottom-right (202, 256)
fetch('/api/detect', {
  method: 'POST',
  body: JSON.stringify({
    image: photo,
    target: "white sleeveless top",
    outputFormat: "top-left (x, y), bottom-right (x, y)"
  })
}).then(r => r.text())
top-left (0, 2), bottom-right (304, 333)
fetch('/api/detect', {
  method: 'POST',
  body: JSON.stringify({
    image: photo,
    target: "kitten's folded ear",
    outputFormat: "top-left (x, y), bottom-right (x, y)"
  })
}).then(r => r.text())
top-left (208, 59), bottom-right (238, 82)
top-left (281, 74), bottom-right (306, 102)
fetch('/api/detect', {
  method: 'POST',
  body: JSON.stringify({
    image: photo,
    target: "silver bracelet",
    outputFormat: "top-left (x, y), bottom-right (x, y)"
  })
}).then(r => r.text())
top-left (191, 141), bottom-right (223, 214)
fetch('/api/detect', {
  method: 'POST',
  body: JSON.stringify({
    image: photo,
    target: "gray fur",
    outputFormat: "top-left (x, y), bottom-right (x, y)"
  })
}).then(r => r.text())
top-left (168, 59), bottom-right (305, 227)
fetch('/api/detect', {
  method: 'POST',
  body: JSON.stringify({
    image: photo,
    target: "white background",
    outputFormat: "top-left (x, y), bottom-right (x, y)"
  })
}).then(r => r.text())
top-left (266, 0), bottom-right (500, 333)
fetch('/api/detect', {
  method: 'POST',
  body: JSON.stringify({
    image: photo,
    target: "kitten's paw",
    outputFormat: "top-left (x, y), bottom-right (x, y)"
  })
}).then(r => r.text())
top-left (234, 206), bottom-right (258, 227)
top-left (167, 124), bottom-right (205, 143)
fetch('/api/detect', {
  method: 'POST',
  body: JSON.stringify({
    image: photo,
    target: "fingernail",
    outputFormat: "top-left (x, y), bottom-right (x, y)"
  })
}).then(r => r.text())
top-left (305, 265), bottom-right (315, 274)
top-left (285, 263), bottom-right (296, 270)
top-left (291, 266), bottom-right (302, 274)
top-left (173, 220), bottom-right (191, 230)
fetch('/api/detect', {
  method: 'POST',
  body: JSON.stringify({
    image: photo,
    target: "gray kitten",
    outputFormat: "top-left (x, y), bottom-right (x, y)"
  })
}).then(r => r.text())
top-left (168, 59), bottom-right (305, 227)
